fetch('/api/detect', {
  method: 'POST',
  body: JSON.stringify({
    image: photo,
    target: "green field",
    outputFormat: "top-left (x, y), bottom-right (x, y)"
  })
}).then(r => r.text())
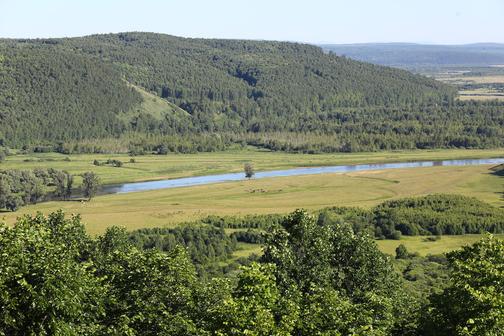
top-left (2, 148), bottom-right (503, 185)
top-left (377, 234), bottom-right (504, 256)
top-left (2, 160), bottom-right (503, 236)
top-left (232, 234), bottom-right (504, 259)
top-left (232, 242), bottom-right (264, 259)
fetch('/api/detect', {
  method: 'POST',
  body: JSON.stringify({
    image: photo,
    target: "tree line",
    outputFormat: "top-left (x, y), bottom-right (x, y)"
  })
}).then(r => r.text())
top-left (0, 169), bottom-right (101, 211)
top-left (205, 194), bottom-right (504, 241)
top-left (0, 168), bottom-right (72, 211)
top-left (128, 225), bottom-right (248, 277)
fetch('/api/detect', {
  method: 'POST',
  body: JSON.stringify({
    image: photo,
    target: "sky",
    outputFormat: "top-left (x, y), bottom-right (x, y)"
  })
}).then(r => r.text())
top-left (0, 0), bottom-right (503, 44)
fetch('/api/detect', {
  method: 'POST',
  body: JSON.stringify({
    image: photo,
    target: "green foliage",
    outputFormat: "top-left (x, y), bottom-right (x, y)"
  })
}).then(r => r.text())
top-left (3, 33), bottom-right (504, 152)
top-left (82, 171), bottom-right (100, 200)
top-left (318, 194), bottom-right (504, 239)
top-left (0, 147), bottom-right (7, 162)
top-left (395, 244), bottom-right (410, 259)
top-left (393, 255), bottom-right (449, 303)
top-left (230, 229), bottom-right (265, 244)
top-left (128, 225), bottom-right (238, 277)
top-left (0, 209), bottom-right (501, 335)
top-left (374, 194), bottom-right (504, 237)
top-left (209, 263), bottom-right (298, 335)
top-left (317, 206), bottom-right (375, 235)
top-left (423, 235), bottom-right (504, 335)
top-left (261, 209), bottom-right (412, 335)
top-left (95, 242), bottom-right (202, 335)
top-left (0, 168), bottom-right (72, 211)
top-left (0, 42), bottom-right (141, 146)
top-left (204, 213), bottom-right (284, 229)
top-left (93, 159), bottom-right (124, 167)
top-left (244, 162), bottom-right (254, 179)
top-left (0, 211), bottom-right (104, 335)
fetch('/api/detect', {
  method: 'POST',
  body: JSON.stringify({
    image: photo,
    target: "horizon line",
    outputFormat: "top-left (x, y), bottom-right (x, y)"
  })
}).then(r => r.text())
top-left (0, 31), bottom-right (503, 46)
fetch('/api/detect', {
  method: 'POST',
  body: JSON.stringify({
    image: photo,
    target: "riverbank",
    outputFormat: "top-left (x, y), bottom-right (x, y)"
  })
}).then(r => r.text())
top-left (2, 148), bottom-right (503, 186)
top-left (100, 157), bottom-right (504, 194)
top-left (2, 164), bottom-right (502, 235)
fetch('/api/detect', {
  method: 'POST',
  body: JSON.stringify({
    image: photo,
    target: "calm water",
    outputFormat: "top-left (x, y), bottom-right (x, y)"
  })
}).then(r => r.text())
top-left (101, 158), bottom-right (504, 195)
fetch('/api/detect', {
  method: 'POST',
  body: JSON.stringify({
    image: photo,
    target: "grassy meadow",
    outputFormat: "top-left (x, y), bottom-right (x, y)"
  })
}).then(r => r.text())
top-left (1, 147), bottom-right (503, 259)
top-left (2, 148), bottom-right (503, 185)
top-left (232, 235), bottom-right (504, 259)
top-left (2, 162), bottom-right (502, 236)
top-left (377, 234), bottom-right (504, 256)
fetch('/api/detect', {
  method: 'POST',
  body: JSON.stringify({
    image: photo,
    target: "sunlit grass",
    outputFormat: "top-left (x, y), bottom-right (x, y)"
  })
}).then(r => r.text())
top-left (2, 164), bottom-right (502, 236)
top-left (377, 234), bottom-right (504, 256)
top-left (3, 148), bottom-right (503, 185)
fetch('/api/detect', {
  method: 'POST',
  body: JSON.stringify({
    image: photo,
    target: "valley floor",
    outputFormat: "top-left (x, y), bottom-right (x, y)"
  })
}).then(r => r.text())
top-left (3, 148), bottom-right (503, 185)
top-left (1, 148), bottom-right (502, 236)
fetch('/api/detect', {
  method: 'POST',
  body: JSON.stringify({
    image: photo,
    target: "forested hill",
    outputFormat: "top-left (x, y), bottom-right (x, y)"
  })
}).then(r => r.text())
top-left (0, 32), bottom-right (459, 148)
top-left (0, 43), bottom-right (142, 145)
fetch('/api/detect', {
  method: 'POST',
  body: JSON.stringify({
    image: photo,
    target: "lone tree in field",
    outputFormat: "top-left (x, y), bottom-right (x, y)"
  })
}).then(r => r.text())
top-left (65, 174), bottom-right (73, 200)
top-left (244, 163), bottom-right (255, 179)
top-left (395, 244), bottom-right (410, 259)
top-left (82, 172), bottom-right (100, 200)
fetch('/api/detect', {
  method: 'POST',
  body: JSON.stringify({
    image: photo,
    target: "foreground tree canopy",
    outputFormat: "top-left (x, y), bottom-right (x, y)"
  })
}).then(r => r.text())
top-left (1, 210), bottom-right (502, 335)
top-left (423, 235), bottom-right (504, 336)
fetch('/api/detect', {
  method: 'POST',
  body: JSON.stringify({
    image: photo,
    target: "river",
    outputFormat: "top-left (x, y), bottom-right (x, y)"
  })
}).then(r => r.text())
top-left (100, 158), bottom-right (504, 195)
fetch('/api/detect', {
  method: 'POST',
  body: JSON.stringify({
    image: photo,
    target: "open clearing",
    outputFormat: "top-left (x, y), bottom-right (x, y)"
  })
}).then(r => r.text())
top-left (232, 234), bottom-right (504, 259)
top-left (377, 234), bottom-right (504, 256)
top-left (433, 70), bottom-right (504, 101)
top-left (2, 163), bottom-right (502, 236)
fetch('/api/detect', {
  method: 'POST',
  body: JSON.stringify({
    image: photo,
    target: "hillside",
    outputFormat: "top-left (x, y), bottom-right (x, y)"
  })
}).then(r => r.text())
top-left (1, 33), bottom-right (503, 152)
top-left (0, 42), bottom-right (142, 145)
top-left (320, 43), bottom-right (504, 70)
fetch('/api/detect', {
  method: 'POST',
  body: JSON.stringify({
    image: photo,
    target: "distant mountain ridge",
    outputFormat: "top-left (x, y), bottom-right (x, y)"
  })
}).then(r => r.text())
top-left (320, 43), bottom-right (504, 69)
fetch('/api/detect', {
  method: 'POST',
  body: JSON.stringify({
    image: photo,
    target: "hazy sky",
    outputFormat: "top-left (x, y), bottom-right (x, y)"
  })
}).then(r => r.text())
top-left (1, 0), bottom-right (503, 44)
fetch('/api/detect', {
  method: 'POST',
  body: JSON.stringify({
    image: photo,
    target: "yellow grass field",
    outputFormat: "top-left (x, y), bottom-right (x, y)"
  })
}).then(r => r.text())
top-left (2, 148), bottom-right (503, 185)
top-left (449, 74), bottom-right (504, 85)
top-left (377, 234), bottom-right (504, 256)
top-left (434, 71), bottom-right (504, 101)
top-left (2, 164), bottom-right (502, 236)
top-left (233, 235), bottom-right (504, 259)
top-left (458, 88), bottom-right (504, 101)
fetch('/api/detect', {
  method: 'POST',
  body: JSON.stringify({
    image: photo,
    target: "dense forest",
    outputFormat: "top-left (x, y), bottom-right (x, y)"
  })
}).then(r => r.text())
top-left (1, 33), bottom-right (504, 153)
top-left (0, 209), bottom-right (502, 335)
top-left (128, 225), bottom-right (251, 277)
top-left (372, 194), bottom-right (504, 237)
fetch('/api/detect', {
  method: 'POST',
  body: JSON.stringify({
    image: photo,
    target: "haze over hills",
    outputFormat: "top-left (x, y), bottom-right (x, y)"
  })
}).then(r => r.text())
top-left (0, 32), bottom-right (503, 152)
top-left (320, 43), bottom-right (504, 70)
